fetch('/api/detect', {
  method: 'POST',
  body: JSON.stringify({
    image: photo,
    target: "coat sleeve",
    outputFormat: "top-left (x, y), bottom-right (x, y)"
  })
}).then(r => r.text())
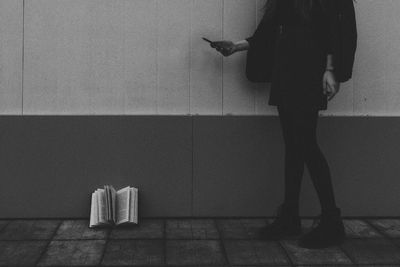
top-left (245, 16), bottom-right (272, 48)
top-left (245, 36), bottom-right (254, 47)
top-left (321, 0), bottom-right (340, 55)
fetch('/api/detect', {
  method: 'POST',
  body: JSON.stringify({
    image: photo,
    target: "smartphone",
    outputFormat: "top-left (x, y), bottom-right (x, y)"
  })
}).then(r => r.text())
top-left (202, 37), bottom-right (213, 44)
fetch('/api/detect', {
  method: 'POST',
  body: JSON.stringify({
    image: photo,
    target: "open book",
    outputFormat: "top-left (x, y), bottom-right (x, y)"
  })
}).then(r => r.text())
top-left (90, 185), bottom-right (138, 228)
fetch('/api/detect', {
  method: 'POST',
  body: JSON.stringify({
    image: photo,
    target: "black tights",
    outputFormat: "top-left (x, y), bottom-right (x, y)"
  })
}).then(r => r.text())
top-left (277, 104), bottom-right (337, 215)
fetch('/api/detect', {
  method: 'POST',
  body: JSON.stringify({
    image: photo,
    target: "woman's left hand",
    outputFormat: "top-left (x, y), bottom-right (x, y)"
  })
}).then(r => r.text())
top-left (322, 70), bottom-right (340, 101)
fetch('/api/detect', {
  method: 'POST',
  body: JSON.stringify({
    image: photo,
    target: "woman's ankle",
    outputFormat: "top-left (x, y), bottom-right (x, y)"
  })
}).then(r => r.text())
top-left (321, 206), bottom-right (340, 213)
top-left (282, 202), bottom-right (300, 216)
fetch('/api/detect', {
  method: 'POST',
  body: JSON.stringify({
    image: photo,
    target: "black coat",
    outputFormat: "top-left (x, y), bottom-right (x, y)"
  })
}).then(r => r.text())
top-left (246, 0), bottom-right (340, 111)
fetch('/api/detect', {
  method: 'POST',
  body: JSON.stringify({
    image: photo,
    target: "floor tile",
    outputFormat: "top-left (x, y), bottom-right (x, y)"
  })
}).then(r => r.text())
top-left (0, 218), bottom-right (399, 267)
top-left (223, 240), bottom-right (290, 265)
top-left (166, 219), bottom-right (219, 239)
top-left (294, 265), bottom-right (356, 267)
top-left (101, 240), bottom-right (164, 266)
top-left (367, 219), bottom-right (400, 238)
top-left (341, 238), bottom-right (400, 265)
top-left (0, 220), bottom-right (60, 240)
top-left (109, 219), bottom-right (163, 239)
top-left (281, 239), bottom-right (352, 265)
top-left (166, 240), bottom-right (226, 265)
top-left (301, 219), bottom-right (383, 239)
top-left (0, 241), bottom-right (47, 266)
top-left (217, 219), bottom-right (268, 239)
top-left (343, 219), bottom-right (382, 238)
top-left (37, 240), bottom-right (105, 266)
top-left (54, 220), bottom-right (108, 240)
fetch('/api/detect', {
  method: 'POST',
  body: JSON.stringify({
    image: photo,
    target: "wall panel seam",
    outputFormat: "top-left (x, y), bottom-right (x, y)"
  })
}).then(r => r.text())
top-left (254, 0), bottom-right (258, 115)
top-left (156, 0), bottom-right (159, 115)
top-left (189, 0), bottom-right (193, 114)
top-left (22, 0), bottom-right (25, 115)
top-left (221, 0), bottom-right (225, 115)
top-left (190, 116), bottom-right (194, 216)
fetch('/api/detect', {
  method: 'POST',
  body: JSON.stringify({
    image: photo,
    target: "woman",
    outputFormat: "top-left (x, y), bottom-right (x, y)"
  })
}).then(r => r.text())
top-left (211, 0), bottom-right (348, 249)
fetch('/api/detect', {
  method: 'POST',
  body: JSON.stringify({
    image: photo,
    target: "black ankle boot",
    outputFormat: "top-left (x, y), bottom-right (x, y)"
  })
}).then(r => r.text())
top-left (297, 207), bottom-right (346, 249)
top-left (259, 203), bottom-right (302, 240)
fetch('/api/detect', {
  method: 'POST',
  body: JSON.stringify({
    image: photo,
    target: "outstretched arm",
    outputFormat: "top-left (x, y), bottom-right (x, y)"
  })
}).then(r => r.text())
top-left (233, 39), bottom-right (250, 52)
top-left (212, 14), bottom-right (271, 56)
top-left (210, 39), bottom-right (250, 56)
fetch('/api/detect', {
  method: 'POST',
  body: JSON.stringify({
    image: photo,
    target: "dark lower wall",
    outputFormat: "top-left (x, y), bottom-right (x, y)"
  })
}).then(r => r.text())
top-left (0, 116), bottom-right (193, 218)
top-left (0, 116), bottom-right (399, 218)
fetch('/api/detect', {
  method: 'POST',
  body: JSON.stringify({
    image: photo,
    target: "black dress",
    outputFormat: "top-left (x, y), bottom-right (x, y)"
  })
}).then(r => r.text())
top-left (248, 0), bottom-right (336, 111)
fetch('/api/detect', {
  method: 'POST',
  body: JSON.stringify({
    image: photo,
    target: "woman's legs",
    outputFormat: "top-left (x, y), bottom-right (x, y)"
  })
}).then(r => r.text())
top-left (278, 105), bottom-right (304, 215)
top-left (278, 104), bottom-right (338, 212)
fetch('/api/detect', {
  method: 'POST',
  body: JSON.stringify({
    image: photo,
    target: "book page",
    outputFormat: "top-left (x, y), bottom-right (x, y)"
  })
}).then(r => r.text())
top-left (129, 187), bottom-right (138, 224)
top-left (104, 185), bottom-right (109, 222)
top-left (106, 185), bottom-right (112, 222)
top-left (134, 188), bottom-right (138, 223)
top-left (96, 190), bottom-right (101, 224)
top-left (129, 188), bottom-right (133, 223)
top-left (97, 189), bottom-right (107, 224)
top-left (94, 192), bottom-right (99, 226)
top-left (115, 187), bottom-right (130, 225)
top-left (89, 192), bottom-right (97, 228)
top-left (110, 186), bottom-right (117, 223)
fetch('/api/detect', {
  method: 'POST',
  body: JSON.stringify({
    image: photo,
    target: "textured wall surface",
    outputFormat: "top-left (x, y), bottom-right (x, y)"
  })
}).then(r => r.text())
top-left (0, 116), bottom-right (193, 218)
top-left (0, 0), bottom-right (395, 115)
top-left (0, 1), bottom-right (399, 217)
top-left (0, 0), bottom-right (23, 114)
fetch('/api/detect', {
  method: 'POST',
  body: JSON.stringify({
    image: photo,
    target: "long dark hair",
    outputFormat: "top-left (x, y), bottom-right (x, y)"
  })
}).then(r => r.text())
top-left (262, 0), bottom-right (356, 21)
top-left (262, 0), bottom-right (320, 21)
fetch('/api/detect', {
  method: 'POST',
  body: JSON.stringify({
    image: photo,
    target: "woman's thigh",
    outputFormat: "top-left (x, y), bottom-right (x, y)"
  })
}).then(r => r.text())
top-left (293, 110), bottom-right (320, 155)
top-left (277, 105), bottom-right (294, 148)
top-left (278, 105), bottom-right (319, 150)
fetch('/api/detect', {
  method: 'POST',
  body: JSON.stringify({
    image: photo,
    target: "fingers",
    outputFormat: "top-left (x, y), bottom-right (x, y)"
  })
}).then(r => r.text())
top-left (328, 92), bottom-right (336, 101)
top-left (216, 47), bottom-right (226, 55)
top-left (211, 41), bottom-right (222, 49)
top-left (215, 46), bottom-right (232, 56)
top-left (326, 83), bottom-right (338, 101)
top-left (209, 41), bottom-right (234, 56)
top-left (211, 41), bottom-right (225, 50)
top-left (322, 80), bottom-right (328, 95)
top-left (212, 44), bottom-right (224, 53)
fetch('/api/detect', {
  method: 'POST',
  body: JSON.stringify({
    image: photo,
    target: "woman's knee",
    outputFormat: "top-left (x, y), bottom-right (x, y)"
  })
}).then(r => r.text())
top-left (290, 136), bottom-right (319, 157)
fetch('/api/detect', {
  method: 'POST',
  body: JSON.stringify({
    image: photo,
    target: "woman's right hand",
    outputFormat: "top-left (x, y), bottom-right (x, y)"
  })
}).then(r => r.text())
top-left (210, 40), bottom-right (237, 57)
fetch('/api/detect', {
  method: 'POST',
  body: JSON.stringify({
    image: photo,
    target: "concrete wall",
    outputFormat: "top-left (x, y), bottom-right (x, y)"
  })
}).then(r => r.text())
top-left (0, 1), bottom-right (400, 218)
top-left (0, 0), bottom-right (399, 115)
top-left (0, 0), bottom-right (23, 114)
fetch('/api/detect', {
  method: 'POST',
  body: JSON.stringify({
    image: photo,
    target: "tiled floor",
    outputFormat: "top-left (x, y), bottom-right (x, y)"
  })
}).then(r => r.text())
top-left (0, 218), bottom-right (400, 266)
